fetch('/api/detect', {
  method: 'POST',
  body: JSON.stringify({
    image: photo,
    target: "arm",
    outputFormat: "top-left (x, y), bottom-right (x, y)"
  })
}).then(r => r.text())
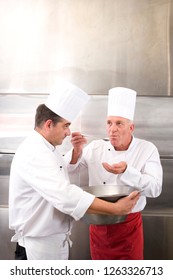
top-left (26, 151), bottom-right (140, 219)
top-left (70, 132), bottom-right (87, 164)
top-left (87, 191), bottom-right (140, 215)
top-left (102, 148), bottom-right (163, 197)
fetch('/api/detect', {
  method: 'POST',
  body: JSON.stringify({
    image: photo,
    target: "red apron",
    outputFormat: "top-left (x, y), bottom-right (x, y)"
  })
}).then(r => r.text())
top-left (90, 212), bottom-right (144, 260)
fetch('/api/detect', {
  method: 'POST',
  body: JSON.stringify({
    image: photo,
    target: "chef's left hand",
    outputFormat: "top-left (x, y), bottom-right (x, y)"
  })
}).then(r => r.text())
top-left (102, 161), bottom-right (127, 174)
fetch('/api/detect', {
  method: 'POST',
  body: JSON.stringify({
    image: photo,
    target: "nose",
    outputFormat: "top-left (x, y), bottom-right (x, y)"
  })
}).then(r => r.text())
top-left (110, 123), bottom-right (118, 133)
top-left (66, 127), bottom-right (71, 136)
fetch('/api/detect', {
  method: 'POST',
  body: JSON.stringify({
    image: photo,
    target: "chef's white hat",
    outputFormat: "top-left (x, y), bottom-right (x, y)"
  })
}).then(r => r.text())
top-left (45, 79), bottom-right (90, 122)
top-left (107, 87), bottom-right (137, 121)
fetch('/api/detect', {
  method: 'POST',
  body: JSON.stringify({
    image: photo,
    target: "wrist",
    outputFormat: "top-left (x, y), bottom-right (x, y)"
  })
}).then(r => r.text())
top-left (73, 148), bottom-right (82, 157)
top-left (70, 149), bottom-right (82, 164)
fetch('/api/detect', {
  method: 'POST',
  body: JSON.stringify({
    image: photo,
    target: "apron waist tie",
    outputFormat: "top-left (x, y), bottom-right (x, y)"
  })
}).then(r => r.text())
top-left (63, 232), bottom-right (73, 248)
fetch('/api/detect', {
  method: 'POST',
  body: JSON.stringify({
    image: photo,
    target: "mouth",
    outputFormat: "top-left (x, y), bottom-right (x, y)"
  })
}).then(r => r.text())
top-left (110, 135), bottom-right (119, 140)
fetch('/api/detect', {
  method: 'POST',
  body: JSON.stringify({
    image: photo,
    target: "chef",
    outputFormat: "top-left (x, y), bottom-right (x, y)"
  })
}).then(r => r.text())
top-left (9, 81), bottom-right (140, 260)
top-left (67, 87), bottom-right (163, 260)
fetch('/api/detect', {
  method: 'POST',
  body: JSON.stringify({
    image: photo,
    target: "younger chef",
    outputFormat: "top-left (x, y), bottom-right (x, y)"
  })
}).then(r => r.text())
top-left (9, 81), bottom-right (140, 260)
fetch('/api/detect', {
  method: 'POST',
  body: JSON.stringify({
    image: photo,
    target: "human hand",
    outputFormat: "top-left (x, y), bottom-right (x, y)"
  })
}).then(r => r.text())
top-left (71, 132), bottom-right (87, 155)
top-left (102, 161), bottom-right (127, 174)
top-left (114, 191), bottom-right (140, 215)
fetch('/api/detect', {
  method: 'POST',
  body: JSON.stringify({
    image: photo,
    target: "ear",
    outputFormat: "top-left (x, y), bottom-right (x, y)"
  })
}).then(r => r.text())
top-left (130, 123), bottom-right (135, 133)
top-left (44, 119), bottom-right (52, 130)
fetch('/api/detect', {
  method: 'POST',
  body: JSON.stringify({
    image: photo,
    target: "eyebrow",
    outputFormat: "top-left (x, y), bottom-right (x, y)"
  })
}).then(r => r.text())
top-left (64, 122), bottom-right (71, 126)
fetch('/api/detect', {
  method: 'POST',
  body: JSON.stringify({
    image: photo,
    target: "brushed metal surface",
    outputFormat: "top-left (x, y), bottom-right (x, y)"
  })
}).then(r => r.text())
top-left (0, 208), bottom-right (16, 260)
top-left (0, 176), bottom-right (9, 206)
top-left (1, 95), bottom-right (173, 155)
top-left (0, 154), bottom-right (13, 175)
top-left (143, 159), bottom-right (173, 210)
top-left (0, 154), bottom-right (13, 206)
top-left (83, 213), bottom-right (127, 225)
top-left (82, 185), bottom-right (138, 225)
top-left (82, 185), bottom-right (138, 201)
top-left (0, 1), bottom-right (173, 96)
top-left (142, 214), bottom-right (173, 260)
top-left (80, 95), bottom-right (173, 157)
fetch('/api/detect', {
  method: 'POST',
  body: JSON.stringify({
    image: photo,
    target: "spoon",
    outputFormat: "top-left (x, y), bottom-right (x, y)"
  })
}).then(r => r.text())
top-left (82, 134), bottom-right (109, 141)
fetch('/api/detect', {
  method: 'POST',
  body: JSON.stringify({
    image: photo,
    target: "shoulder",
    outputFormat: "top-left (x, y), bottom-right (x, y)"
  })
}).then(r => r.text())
top-left (85, 139), bottom-right (107, 151)
top-left (133, 137), bottom-right (158, 152)
top-left (83, 140), bottom-right (108, 158)
top-left (14, 131), bottom-right (53, 162)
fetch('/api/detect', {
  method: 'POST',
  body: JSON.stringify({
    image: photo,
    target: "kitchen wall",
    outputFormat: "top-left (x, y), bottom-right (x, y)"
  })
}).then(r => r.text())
top-left (0, 0), bottom-right (173, 96)
top-left (0, 0), bottom-right (173, 260)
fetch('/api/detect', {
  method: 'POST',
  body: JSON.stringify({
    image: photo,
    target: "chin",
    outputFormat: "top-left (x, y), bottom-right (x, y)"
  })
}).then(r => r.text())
top-left (111, 141), bottom-right (122, 149)
top-left (55, 141), bottom-right (62, 146)
top-left (110, 139), bottom-right (118, 145)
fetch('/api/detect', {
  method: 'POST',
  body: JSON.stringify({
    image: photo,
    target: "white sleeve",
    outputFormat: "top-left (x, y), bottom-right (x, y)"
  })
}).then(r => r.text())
top-left (119, 148), bottom-right (163, 197)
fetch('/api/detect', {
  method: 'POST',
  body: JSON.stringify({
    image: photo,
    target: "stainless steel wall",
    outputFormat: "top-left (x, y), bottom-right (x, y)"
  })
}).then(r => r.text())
top-left (0, 0), bottom-right (173, 96)
top-left (0, 94), bottom-right (173, 260)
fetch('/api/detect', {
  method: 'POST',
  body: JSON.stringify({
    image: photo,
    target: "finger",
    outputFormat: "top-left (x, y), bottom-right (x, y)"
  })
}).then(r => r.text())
top-left (72, 138), bottom-right (87, 145)
top-left (71, 132), bottom-right (82, 137)
top-left (102, 162), bottom-right (111, 169)
top-left (71, 134), bottom-right (86, 141)
top-left (102, 164), bottom-right (112, 172)
top-left (128, 190), bottom-right (140, 199)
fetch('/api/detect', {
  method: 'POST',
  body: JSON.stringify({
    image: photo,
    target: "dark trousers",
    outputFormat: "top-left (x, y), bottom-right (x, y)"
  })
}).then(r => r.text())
top-left (15, 243), bottom-right (27, 260)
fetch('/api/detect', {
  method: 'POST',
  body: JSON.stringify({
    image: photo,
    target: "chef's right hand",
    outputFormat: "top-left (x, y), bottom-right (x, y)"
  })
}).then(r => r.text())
top-left (115, 191), bottom-right (140, 215)
top-left (71, 132), bottom-right (87, 156)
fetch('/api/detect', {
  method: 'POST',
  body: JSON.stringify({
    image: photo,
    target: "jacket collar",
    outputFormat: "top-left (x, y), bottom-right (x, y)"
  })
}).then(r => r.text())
top-left (33, 130), bottom-right (56, 151)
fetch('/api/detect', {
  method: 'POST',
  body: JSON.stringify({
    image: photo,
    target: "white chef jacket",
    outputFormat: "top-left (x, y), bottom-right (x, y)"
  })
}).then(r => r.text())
top-left (9, 130), bottom-right (95, 242)
top-left (66, 137), bottom-right (163, 213)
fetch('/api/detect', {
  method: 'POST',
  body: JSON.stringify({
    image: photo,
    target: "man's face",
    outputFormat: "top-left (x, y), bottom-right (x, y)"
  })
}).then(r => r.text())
top-left (106, 116), bottom-right (134, 150)
top-left (48, 119), bottom-right (71, 146)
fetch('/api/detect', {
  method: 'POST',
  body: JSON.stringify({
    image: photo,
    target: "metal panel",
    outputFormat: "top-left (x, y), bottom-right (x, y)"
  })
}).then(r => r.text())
top-left (70, 221), bottom-right (90, 260)
top-left (0, 94), bottom-right (81, 154)
top-left (134, 97), bottom-right (173, 157)
top-left (144, 159), bottom-right (173, 210)
top-left (0, 154), bottom-right (13, 176)
top-left (0, 176), bottom-right (9, 206)
top-left (0, 154), bottom-right (13, 206)
top-left (1, 94), bottom-right (173, 155)
top-left (142, 159), bottom-right (173, 260)
top-left (81, 95), bottom-right (173, 156)
top-left (142, 214), bottom-right (173, 260)
top-left (0, 0), bottom-right (173, 96)
top-left (0, 94), bottom-right (47, 153)
top-left (0, 208), bottom-right (16, 260)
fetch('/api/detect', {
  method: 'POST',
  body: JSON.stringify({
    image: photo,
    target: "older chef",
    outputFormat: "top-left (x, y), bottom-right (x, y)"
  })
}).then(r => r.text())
top-left (67, 87), bottom-right (163, 260)
top-left (9, 82), bottom-right (140, 260)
